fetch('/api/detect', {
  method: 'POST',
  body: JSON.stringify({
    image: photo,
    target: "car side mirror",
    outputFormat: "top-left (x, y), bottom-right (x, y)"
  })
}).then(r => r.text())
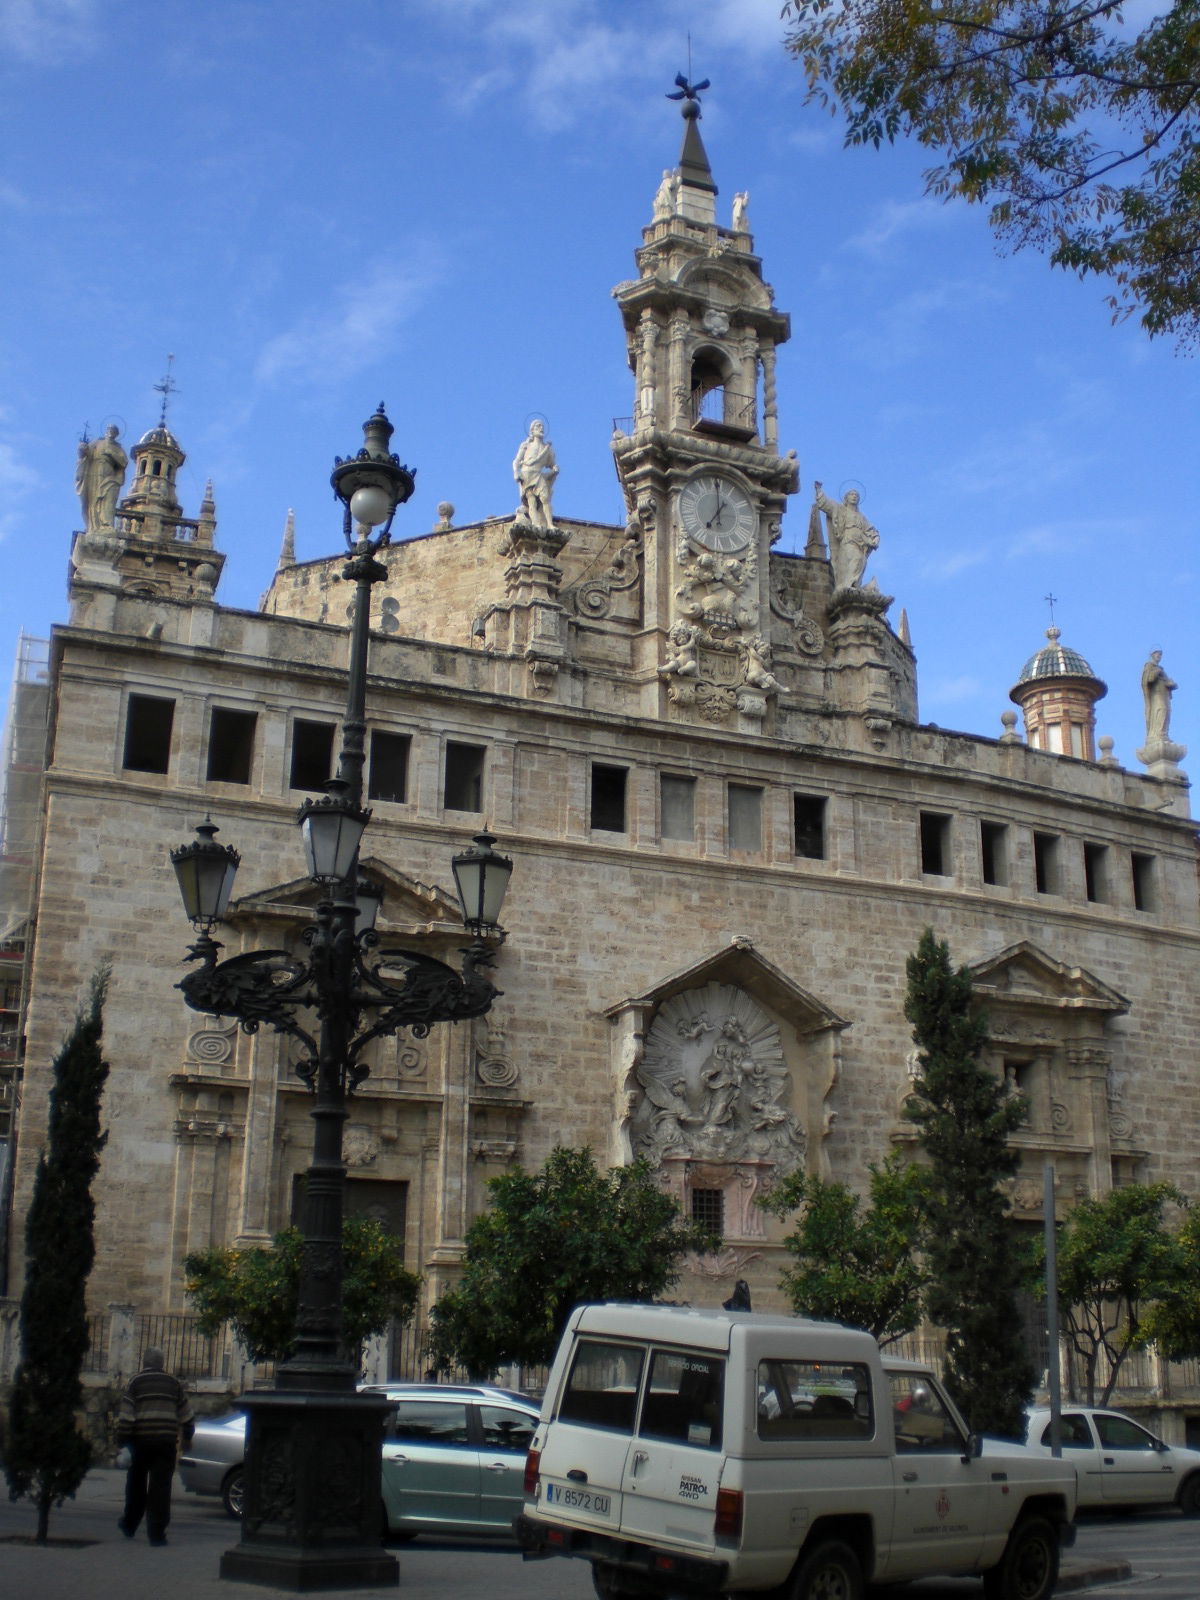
top-left (963, 1431), bottom-right (983, 1462)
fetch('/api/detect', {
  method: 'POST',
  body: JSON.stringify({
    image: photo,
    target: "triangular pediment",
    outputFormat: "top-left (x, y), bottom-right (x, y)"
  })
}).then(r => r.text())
top-left (227, 854), bottom-right (462, 934)
top-left (604, 936), bottom-right (848, 1036)
top-left (969, 941), bottom-right (1129, 1015)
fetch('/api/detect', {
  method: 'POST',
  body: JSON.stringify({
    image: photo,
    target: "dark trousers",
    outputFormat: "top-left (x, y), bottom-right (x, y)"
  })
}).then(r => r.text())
top-left (123, 1438), bottom-right (177, 1538)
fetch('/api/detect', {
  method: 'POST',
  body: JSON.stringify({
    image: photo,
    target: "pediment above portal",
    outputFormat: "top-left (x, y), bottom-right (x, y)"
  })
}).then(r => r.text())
top-left (969, 941), bottom-right (1129, 1017)
top-left (606, 940), bottom-right (848, 1182)
top-left (604, 937), bottom-right (848, 1037)
top-left (225, 854), bottom-right (462, 939)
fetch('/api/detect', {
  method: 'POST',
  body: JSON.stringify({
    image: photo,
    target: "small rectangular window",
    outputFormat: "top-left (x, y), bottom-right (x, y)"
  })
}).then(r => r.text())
top-left (690, 1187), bottom-right (724, 1235)
top-left (369, 731), bottom-right (410, 803)
top-left (660, 774), bottom-right (695, 841)
top-left (980, 821), bottom-right (1008, 886)
top-left (919, 812), bottom-right (951, 876)
top-left (444, 741), bottom-right (485, 812)
top-left (1083, 841), bottom-right (1109, 903)
top-left (1131, 852), bottom-right (1157, 913)
top-left (290, 719), bottom-right (336, 791)
top-left (759, 1359), bottom-right (873, 1442)
top-left (559, 1339), bottom-right (645, 1434)
top-left (640, 1348), bottom-right (724, 1451)
top-left (1033, 831), bottom-right (1060, 894)
top-left (729, 784), bottom-right (762, 852)
top-left (122, 694), bottom-right (174, 774)
top-left (793, 795), bottom-right (827, 860)
top-left (591, 764), bottom-right (627, 832)
top-left (206, 707), bottom-right (256, 785)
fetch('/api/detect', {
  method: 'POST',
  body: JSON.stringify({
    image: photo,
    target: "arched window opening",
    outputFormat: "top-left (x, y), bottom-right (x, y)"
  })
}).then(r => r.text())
top-left (689, 352), bottom-right (727, 428)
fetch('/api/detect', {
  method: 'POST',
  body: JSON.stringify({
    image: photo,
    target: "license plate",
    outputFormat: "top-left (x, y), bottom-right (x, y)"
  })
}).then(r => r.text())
top-left (545, 1483), bottom-right (612, 1515)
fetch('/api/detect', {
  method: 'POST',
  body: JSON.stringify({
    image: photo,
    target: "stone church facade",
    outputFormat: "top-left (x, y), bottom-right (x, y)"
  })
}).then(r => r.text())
top-left (3, 105), bottom-right (1197, 1388)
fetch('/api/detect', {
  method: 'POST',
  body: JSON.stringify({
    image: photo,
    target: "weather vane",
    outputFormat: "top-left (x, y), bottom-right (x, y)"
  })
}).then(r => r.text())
top-left (667, 71), bottom-right (709, 107)
top-left (153, 354), bottom-right (179, 427)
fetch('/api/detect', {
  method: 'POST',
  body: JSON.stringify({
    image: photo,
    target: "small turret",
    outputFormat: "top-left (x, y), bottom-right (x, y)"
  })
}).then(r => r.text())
top-left (1010, 627), bottom-right (1107, 760)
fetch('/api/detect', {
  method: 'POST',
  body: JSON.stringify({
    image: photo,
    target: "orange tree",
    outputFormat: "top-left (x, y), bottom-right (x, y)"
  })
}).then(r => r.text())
top-left (427, 1146), bottom-right (715, 1375)
top-left (185, 1216), bottom-right (418, 1365)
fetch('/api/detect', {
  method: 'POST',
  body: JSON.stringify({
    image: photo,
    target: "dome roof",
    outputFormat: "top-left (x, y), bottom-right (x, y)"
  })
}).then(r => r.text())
top-left (137, 423), bottom-right (181, 451)
top-left (1016, 627), bottom-right (1099, 684)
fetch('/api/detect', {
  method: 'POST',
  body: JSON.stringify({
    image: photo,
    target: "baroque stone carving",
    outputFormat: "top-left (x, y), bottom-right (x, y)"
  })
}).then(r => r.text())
top-left (186, 1020), bottom-right (237, 1065)
top-left (571, 522), bottom-right (642, 619)
top-left (631, 983), bottom-right (806, 1169)
top-left (343, 1127), bottom-right (379, 1168)
top-left (476, 1020), bottom-right (518, 1088)
top-left (769, 569), bottom-right (825, 656)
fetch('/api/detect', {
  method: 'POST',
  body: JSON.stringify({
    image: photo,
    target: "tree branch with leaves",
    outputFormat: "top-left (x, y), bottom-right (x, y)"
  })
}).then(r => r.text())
top-left (758, 1153), bottom-right (930, 1344)
top-left (782, 0), bottom-right (1200, 342)
top-left (427, 1147), bottom-right (716, 1375)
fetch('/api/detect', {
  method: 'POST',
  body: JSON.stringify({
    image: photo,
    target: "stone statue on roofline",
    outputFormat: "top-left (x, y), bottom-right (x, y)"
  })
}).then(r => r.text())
top-left (513, 419), bottom-right (558, 532)
top-left (1141, 650), bottom-right (1176, 744)
top-left (1136, 648), bottom-right (1187, 781)
top-left (814, 481), bottom-right (879, 590)
top-left (75, 424), bottom-right (128, 533)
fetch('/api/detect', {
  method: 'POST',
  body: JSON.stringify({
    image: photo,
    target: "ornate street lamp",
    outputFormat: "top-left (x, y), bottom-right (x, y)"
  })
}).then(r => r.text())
top-left (170, 407), bottom-right (510, 1591)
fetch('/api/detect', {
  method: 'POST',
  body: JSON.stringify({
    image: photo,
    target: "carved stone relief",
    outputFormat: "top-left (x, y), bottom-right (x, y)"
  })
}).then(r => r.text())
top-left (631, 983), bottom-right (806, 1169)
top-left (476, 1020), bottom-right (519, 1089)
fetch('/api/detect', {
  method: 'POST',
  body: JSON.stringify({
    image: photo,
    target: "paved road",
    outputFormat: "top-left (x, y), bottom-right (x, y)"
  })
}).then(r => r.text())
top-left (3, 1468), bottom-right (1193, 1599)
top-left (0, 1467), bottom-right (593, 1600)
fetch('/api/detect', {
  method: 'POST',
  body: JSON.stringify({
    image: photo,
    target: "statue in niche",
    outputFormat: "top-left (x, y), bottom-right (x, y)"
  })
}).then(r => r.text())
top-left (1141, 650), bottom-right (1177, 744)
top-left (814, 481), bottom-right (879, 589)
top-left (513, 419), bottom-right (558, 531)
top-left (75, 424), bottom-right (128, 532)
top-left (631, 983), bottom-right (806, 1169)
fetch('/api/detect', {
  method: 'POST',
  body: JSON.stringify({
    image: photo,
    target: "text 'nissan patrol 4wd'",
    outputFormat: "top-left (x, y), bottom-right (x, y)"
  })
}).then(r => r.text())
top-left (516, 1304), bottom-right (1076, 1600)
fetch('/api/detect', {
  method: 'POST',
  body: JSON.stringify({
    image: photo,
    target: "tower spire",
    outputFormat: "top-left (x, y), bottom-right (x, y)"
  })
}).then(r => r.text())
top-left (667, 72), bottom-right (716, 221)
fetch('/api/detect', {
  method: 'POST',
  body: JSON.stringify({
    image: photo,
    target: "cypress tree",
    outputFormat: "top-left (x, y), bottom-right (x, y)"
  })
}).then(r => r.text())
top-left (904, 931), bottom-right (1035, 1438)
top-left (5, 971), bottom-right (110, 1542)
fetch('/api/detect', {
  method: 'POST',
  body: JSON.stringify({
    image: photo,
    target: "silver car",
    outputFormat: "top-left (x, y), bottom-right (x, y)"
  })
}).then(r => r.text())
top-left (1024, 1405), bottom-right (1200, 1514)
top-left (178, 1382), bottom-right (539, 1537)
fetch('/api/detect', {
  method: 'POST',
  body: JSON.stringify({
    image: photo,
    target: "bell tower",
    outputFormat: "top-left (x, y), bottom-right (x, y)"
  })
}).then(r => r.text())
top-left (612, 80), bottom-right (798, 728)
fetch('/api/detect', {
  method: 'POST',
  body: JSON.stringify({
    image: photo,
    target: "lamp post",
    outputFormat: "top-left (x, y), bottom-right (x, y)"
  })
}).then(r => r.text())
top-left (170, 406), bottom-right (512, 1590)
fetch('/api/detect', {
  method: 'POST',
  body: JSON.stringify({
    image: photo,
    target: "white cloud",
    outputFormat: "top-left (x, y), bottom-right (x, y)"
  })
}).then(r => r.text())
top-left (0, 0), bottom-right (96, 62)
top-left (1005, 516), bottom-right (1130, 559)
top-left (254, 259), bottom-right (440, 388)
top-left (419, 0), bottom-right (786, 130)
top-left (846, 197), bottom-right (953, 254)
top-left (0, 438), bottom-right (39, 544)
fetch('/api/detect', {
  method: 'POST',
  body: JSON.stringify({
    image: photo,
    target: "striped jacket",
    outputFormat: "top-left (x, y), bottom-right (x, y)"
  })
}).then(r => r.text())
top-left (117, 1367), bottom-right (195, 1447)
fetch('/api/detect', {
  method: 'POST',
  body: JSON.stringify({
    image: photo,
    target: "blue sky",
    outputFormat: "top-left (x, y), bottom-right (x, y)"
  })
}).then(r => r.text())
top-left (1, 0), bottom-right (1196, 769)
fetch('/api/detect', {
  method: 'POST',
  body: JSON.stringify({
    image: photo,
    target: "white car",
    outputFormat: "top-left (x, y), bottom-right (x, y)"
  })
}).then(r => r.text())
top-left (1024, 1405), bottom-right (1200, 1514)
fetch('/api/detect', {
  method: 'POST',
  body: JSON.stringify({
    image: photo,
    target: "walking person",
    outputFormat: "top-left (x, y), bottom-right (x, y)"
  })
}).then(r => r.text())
top-left (116, 1346), bottom-right (194, 1545)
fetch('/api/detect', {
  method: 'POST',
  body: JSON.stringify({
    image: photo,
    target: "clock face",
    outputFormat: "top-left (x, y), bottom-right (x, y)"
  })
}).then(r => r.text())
top-left (678, 475), bottom-right (755, 552)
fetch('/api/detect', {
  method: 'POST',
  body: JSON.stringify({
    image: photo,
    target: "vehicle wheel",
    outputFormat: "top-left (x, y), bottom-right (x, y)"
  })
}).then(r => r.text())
top-left (221, 1468), bottom-right (245, 1520)
top-left (1179, 1473), bottom-right (1200, 1516)
top-left (981, 1514), bottom-right (1059, 1600)
top-left (789, 1539), bottom-right (864, 1600)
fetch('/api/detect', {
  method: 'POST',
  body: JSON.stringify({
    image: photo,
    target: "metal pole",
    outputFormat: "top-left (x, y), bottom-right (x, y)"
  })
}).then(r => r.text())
top-left (1044, 1161), bottom-right (1062, 1457)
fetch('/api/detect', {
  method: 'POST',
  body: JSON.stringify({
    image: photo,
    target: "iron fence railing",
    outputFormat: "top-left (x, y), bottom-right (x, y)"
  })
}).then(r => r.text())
top-left (82, 1311), bottom-right (111, 1374)
top-left (134, 1313), bottom-right (220, 1380)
